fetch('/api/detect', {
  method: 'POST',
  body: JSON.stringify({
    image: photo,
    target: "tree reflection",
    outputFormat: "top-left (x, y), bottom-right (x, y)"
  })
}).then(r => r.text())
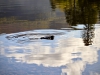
top-left (82, 24), bottom-right (95, 46)
top-left (77, 0), bottom-right (97, 46)
top-left (50, 0), bottom-right (100, 46)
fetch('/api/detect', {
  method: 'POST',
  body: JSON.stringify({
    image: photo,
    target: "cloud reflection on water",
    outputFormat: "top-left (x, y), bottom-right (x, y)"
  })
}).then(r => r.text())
top-left (0, 25), bottom-right (100, 75)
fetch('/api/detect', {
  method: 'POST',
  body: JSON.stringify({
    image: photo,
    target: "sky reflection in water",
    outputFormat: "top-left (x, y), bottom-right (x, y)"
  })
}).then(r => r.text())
top-left (0, 25), bottom-right (100, 75)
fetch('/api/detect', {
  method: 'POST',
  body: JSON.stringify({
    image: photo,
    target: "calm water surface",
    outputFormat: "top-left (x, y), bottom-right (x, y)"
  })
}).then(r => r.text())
top-left (0, 0), bottom-right (100, 75)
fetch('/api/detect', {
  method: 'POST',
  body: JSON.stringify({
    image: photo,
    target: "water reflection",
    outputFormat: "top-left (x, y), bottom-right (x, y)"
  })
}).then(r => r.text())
top-left (0, 0), bottom-right (100, 75)
top-left (0, 0), bottom-right (100, 34)
top-left (0, 25), bottom-right (100, 75)
top-left (0, 0), bottom-right (68, 34)
top-left (50, 0), bottom-right (100, 46)
top-left (50, 0), bottom-right (100, 25)
top-left (82, 24), bottom-right (95, 46)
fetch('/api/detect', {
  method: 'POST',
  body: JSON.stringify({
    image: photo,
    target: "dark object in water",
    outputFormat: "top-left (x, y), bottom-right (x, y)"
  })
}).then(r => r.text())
top-left (40, 35), bottom-right (54, 40)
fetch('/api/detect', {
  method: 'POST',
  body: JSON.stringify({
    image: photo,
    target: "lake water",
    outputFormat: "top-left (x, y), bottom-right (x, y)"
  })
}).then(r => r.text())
top-left (0, 0), bottom-right (100, 75)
